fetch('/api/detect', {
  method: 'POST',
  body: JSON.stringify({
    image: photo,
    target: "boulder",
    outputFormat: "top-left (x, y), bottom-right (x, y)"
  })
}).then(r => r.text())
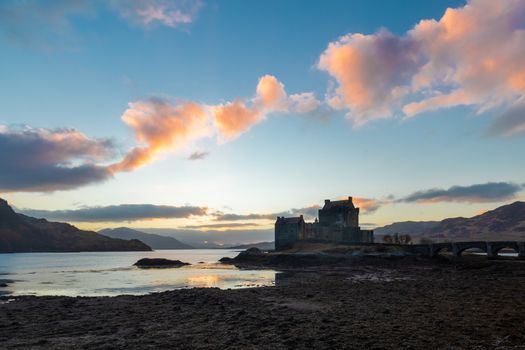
top-left (134, 258), bottom-right (190, 268)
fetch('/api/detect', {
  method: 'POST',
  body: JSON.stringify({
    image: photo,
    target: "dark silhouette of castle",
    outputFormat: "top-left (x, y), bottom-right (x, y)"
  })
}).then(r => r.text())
top-left (275, 196), bottom-right (374, 250)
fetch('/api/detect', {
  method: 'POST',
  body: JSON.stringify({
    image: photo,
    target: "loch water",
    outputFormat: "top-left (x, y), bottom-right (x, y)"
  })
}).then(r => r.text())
top-left (0, 249), bottom-right (277, 297)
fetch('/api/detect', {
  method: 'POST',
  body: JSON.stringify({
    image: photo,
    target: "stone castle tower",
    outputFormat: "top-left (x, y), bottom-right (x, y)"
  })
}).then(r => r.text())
top-left (275, 196), bottom-right (373, 250)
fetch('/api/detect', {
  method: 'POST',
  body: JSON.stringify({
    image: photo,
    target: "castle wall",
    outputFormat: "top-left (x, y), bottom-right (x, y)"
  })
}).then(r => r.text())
top-left (275, 220), bottom-right (304, 250)
top-left (275, 197), bottom-right (374, 250)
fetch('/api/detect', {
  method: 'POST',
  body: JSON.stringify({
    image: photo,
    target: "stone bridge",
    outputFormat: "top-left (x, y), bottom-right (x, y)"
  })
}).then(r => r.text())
top-left (408, 241), bottom-right (525, 258)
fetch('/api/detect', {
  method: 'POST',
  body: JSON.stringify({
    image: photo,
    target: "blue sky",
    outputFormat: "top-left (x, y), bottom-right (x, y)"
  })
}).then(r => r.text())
top-left (1, 0), bottom-right (525, 232)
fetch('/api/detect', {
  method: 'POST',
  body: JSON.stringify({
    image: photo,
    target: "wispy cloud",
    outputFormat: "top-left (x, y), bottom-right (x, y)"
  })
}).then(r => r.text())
top-left (486, 98), bottom-right (525, 138)
top-left (181, 222), bottom-right (259, 229)
top-left (214, 205), bottom-right (321, 222)
top-left (20, 203), bottom-right (207, 222)
top-left (109, 0), bottom-right (202, 29)
top-left (400, 182), bottom-right (524, 204)
top-left (188, 151), bottom-right (209, 160)
top-left (0, 0), bottom-right (202, 49)
top-left (0, 125), bottom-right (114, 192)
top-left (0, 0), bottom-right (93, 50)
top-left (318, 0), bottom-right (525, 131)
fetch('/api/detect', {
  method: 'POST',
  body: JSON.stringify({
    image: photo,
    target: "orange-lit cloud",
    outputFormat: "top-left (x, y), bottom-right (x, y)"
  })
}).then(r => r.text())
top-left (109, 75), bottom-right (320, 171)
top-left (318, 0), bottom-right (525, 134)
top-left (109, 98), bottom-right (210, 172)
top-left (212, 100), bottom-right (263, 142)
top-left (318, 30), bottom-right (419, 126)
top-left (255, 75), bottom-right (288, 110)
top-left (2, 74), bottom-right (320, 193)
top-left (352, 197), bottom-right (382, 213)
top-left (212, 75), bottom-right (321, 141)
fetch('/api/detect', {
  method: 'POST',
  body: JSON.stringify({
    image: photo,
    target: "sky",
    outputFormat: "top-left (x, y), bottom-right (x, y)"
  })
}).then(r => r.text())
top-left (1, 0), bottom-right (525, 238)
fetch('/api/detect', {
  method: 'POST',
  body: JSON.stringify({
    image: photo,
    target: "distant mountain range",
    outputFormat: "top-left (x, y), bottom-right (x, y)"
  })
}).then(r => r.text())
top-left (375, 201), bottom-right (525, 242)
top-left (228, 241), bottom-right (275, 250)
top-left (0, 199), bottom-right (151, 253)
top-left (99, 227), bottom-right (193, 249)
top-left (138, 228), bottom-right (274, 249)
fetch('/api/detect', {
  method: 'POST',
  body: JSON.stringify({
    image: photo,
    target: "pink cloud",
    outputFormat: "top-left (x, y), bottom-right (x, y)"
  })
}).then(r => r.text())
top-left (318, 0), bottom-right (525, 133)
top-left (114, 75), bottom-right (321, 169)
top-left (212, 75), bottom-right (321, 141)
top-left (110, 98), bottom-right (209, 172)
top-left (212, 100), bottom-right (263, 142)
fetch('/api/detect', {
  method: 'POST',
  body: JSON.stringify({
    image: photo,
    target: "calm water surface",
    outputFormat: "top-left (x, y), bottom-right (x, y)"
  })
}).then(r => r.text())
top-left (0, 249), bottom-right (276, 297)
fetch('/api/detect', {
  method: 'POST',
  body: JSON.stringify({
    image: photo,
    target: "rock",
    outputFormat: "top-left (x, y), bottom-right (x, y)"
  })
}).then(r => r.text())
top-left (133, 258), bottom-right (190, 268)
top-left (220, 248), bottom-right (262, 264)
top-left (245, 247), bottom-right (262, 254)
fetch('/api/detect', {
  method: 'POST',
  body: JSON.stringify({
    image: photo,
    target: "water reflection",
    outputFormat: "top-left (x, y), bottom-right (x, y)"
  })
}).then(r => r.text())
top-left (0, 249), bottom-right (277, 297)
top-left (187, 275), bottom-right (221, 287)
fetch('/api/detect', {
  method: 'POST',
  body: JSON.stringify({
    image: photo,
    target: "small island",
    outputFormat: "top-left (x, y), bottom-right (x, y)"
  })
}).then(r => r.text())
top-left (133, 258), bottom-right (190, 268)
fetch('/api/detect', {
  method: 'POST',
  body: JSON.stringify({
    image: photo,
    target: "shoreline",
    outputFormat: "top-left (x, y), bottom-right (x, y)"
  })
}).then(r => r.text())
top-left (2, 255), bottom-right (525, 349)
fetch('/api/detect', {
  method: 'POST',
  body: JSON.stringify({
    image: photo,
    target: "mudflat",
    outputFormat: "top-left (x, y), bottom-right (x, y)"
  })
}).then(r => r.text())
top-left (1, 256), bottom-right (525, 349)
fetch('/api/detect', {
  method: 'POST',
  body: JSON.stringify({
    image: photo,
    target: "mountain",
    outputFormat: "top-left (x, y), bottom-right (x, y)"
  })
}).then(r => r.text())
top-left (99, 227), bottom-right (193, 249)
top-left (228, 241), bottom-right (275, 250)
top-left (374, 221), bottom-right (439, 236)
top-left (375, 201), bottom-right (525, 242)
top-left (139, 228), bottom-right (274, 248)
top-left (0, 199), bottom-right (151, 253)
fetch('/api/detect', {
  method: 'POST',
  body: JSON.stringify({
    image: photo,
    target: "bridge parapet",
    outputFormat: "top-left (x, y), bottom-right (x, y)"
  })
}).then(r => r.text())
top-left (413, 241), bottom-right (525, 259)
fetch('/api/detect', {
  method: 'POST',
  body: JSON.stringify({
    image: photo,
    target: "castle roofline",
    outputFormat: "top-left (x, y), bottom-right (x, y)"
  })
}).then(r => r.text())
top-left (276, 215), bottom-right (304, 224)
top-left (322, 196), bottom-right (356, 210)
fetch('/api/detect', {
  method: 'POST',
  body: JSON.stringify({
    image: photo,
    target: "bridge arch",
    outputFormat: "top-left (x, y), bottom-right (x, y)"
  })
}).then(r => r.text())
top-left (429, 243), bottom-right (453, 257)
top-left (452, 242), bottom-right (487, 257)
top-left (488, 242), bottom-right (520, 257)
top-left (433, 246), bottom-right (451, 255)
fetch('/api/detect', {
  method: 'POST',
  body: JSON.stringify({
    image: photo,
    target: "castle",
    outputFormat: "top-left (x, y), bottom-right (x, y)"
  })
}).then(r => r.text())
top-left (275, 196), bottom-right (374, 250)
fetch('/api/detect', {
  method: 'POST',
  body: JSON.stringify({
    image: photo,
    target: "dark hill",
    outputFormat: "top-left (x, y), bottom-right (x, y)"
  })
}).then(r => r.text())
top-left (99, 227), bottom-right (193, 249)
top-left (228, 241), bottom-right (275, 250)
top-left (0, 199), bottom-right (151, 253)
top-left (375, 201), bottom-right (525, 242)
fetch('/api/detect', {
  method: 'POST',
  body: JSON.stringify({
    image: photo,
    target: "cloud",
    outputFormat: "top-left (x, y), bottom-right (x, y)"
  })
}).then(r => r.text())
top-left (181, 222), bottom-right (259, 229)
top-left (318, 0), bottom-right (525, 129)
top-left (109, 98), bottom-right (210, 172)
top-left (213, 199), bottom-right (384, 223)
top-left (0, 0), bottom-right (202, 49)
top-left (188, 151), bottom-right (209, 160)
top-left (212, 100), bottom-right (264, 142)
top-left (212, 75), bottom-right (321, 141)
top-left (0, 0), bottom-right (93, 49)
top-left (318, 29), bottom-right (420, 126)
top-left (2, 74), bottom-right (319, 192)
top-left (21, 203), bottom-right (207, 222)
top-left (400, 182), bottom-right (523, 204)
top-left (486, 98), bottom-right (525, 137)
top-left (0, 125), bottom-right (114, 192)
top-left (213, 205), bottom-right (321, 222)
top-left (116, 75), bottom-right (320, 170)
top-left (109, 0), bottom-right (202, 29)
top-left (352, 197), bottom-right (382, 213)
top-left (214, 213), bottom-right (275, 221)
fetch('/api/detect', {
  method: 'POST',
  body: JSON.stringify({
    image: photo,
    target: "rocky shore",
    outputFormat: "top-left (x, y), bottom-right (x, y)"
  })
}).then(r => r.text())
top-left (1, 255), bottom-right (525, 349)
